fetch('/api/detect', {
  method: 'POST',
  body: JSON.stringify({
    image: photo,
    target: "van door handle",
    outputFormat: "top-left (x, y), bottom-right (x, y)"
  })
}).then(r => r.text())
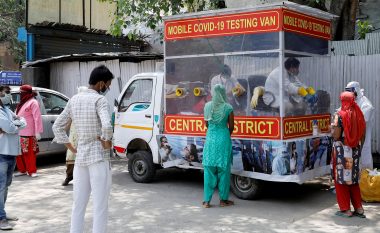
top-left (145, 114), bottom-right (152, 118)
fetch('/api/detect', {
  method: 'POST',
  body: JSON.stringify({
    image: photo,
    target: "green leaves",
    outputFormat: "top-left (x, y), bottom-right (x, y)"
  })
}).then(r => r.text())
top-left (0, 0), bottom-right (26, 66)
top-left (356, 19), bottom-right (374, 40)
top-left (99, 0), bottom-right (226, 40)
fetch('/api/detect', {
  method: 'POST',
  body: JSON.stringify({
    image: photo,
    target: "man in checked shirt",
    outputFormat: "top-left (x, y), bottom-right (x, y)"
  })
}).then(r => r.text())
top-left (53, 65), bottom-right (114, 233)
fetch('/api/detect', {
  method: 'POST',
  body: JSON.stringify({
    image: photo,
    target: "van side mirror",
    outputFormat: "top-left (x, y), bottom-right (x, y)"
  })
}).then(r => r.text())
top-left (114, 99), bottom-right (119, 107)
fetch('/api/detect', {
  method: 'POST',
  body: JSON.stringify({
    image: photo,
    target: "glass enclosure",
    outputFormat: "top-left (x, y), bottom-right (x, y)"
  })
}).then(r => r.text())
top-left (281, 54), bottom-right (331, 117)
top-left (165, 7), bottom-right (333, 141)
top-left (165, 53), bottom-right (279, 117)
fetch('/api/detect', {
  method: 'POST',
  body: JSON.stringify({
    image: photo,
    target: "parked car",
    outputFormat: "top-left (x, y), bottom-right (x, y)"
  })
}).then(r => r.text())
top-left (10, 86), bottom-right (69, 155)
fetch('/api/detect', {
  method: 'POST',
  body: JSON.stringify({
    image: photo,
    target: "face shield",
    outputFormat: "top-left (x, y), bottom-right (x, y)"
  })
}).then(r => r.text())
top-left (345, 81), bottom-right (363, 98)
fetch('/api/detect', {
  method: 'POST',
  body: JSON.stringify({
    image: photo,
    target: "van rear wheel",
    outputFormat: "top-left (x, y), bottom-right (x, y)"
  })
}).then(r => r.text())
top-left (230, 175), bottom-right (261, 200)
top-left (128, 150), bottom-right (155, 183)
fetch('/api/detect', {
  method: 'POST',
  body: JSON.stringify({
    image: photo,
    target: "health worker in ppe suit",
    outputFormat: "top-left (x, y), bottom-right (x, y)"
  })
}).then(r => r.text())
top-left (210, 64), bottom-right (246, 108)
top-left (345, 81), bottom-right (375, 169)
top-left (258, 58), bottom-right (317, 115)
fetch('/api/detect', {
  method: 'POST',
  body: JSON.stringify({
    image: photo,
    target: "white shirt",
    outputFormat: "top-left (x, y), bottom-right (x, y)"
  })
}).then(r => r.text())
top-left (263, 67), bottom-right (306, 108)
top-left (53, 89), bottom-right (113, 166)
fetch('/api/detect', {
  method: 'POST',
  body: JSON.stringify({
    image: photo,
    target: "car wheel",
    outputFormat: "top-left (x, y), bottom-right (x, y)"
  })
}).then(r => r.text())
top-left (230, 174), bottom-right (262, 200)
top-left (128, 150), bottom-right (156, 183)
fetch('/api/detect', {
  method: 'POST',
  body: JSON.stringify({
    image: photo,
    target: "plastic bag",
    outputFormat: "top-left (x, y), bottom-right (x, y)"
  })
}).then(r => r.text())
top-left (360, 169), bottom-right (380, 202)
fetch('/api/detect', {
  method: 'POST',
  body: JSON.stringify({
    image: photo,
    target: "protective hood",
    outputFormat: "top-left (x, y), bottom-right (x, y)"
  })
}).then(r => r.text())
top-left (345, 81), bottom-right (364, 99)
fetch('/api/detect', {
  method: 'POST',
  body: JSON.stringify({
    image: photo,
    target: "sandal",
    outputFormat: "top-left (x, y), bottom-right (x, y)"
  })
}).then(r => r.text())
top-left (202, 201), bottom-right (211, 208)
top-left (219, 200), bottom-right (234, 207)
top-left (352, 209), bottom-right (366, 218)
top-left (335, 210), bottom-right (353, 218)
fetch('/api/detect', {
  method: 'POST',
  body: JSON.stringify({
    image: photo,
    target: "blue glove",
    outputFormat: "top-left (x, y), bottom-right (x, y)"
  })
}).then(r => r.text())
top-left (304, 94), bottom-right (318, 105)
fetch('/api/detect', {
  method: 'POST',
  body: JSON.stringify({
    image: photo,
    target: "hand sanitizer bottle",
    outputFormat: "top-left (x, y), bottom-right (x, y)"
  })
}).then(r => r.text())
top-left (312, 119), bottom-right (319, 136)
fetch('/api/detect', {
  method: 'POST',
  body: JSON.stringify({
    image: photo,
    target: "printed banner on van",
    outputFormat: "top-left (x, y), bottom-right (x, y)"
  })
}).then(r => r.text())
top-left (165, 9), bottom-right (281, 41)
top-left (283, 114), bottom-right (331, 139)
top-left (157, 134), bottom-right (331, 183)
top-left (164, 115), bottom-right (281, 139)
top-left (282, 9), bottom-right (331, 40)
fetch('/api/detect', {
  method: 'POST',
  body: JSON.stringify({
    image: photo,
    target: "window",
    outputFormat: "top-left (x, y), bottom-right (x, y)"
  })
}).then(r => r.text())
top-left (39, 92), bottom-right (68, 115)
top-left (119, 79), bottom-right (153, 112)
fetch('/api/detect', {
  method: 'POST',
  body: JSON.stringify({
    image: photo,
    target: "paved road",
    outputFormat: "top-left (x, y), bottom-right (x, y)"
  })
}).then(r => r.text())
top-left (7, 158), bottom-right (380, 233)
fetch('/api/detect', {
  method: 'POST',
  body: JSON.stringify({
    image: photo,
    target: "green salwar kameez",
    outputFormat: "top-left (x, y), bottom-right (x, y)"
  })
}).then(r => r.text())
top-left (202, 87), bottom-right (233, 202)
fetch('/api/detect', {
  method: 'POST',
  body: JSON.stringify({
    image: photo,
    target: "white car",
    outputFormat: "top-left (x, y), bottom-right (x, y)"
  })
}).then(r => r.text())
top-left (10, 86), bottom-right (69, 155)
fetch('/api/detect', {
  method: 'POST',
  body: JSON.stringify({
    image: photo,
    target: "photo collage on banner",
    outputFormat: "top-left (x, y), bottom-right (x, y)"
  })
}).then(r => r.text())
top-left (157, 135), bottom-right (332, 176)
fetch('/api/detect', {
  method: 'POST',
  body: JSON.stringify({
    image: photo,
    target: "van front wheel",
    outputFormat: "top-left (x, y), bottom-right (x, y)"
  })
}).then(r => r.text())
top-left (230, 175), bottom-right (261, 200)
top-left (128, 151), bottom-right (155, 183)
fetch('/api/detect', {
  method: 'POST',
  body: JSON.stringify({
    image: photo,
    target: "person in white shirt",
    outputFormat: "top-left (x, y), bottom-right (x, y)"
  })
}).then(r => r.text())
top-left (53, 65), bottom-right (114, 233)
top-left (345, 81), bottom-right (375, 169)
top-left (210, 64), bottom-right (246, 108)
top-left (262, 58), bottom-right (317, 115)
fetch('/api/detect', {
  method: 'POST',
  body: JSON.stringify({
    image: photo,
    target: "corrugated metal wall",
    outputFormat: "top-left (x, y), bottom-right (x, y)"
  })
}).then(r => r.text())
top-left (329, 31), bottom-right (380, 153)
top-left (50, 59), bottom-right (161, 110)
top-left (34, 34), bottom-right (141, 60)
top-left (366, 33), bottom-right (380, 55)
top-left (302, 55), bottom-right (380, 153)
top-left (330, 40), bottom-right (367, 56)
top-left (330, 32), bottom-right (380, 56)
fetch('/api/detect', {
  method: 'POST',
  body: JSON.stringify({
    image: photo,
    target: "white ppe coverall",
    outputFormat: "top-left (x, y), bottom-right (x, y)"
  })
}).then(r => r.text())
top-left (346, 81), bottom-right (375, 169)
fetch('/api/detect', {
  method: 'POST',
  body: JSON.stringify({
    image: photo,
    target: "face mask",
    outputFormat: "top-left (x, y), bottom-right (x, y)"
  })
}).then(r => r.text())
top-left (0, 94), bottom-right (12, 106)
top-left (99, 82), bottom-right (110, 96)
top-left (181, 150), bottom-right (188, 157)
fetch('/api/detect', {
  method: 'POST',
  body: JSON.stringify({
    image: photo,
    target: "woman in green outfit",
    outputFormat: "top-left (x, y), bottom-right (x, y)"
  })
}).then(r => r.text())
top-left (202, 84), bottom-right (235, 208)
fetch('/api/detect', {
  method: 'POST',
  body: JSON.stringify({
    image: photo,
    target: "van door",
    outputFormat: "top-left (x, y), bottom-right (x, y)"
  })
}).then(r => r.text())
top-left (114, 77), bottom-right (156, 151)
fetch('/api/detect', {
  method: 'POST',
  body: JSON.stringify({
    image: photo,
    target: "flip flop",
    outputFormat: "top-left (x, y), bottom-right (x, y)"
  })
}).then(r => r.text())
top-left (335, 210), bottom-right (353, 218)
top-left (220, 200), bottom-right (234, 207)
top-left (352, 211), bottom-right (366, 218)
top-left (202, 201), bottom-right (211, 208)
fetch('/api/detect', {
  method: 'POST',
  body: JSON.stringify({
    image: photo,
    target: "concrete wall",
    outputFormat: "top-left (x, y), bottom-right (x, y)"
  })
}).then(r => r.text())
top-left (225, 0), bottom-right (286, 8)
top-left (28, 0), bottom-right (116, 30)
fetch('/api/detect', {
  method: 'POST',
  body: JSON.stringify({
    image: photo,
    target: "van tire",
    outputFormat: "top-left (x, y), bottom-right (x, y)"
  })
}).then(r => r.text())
top-left (230, 175), bottom-right (261, 200)
top-left (128, 150), bottom-right (156, 183)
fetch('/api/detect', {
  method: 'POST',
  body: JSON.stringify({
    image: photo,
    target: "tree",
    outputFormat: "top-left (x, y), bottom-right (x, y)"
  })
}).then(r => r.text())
top-left (0, 0), bottom-right (26, 68)
top-left (293, 0), bottom-right (359, 40)
top-left (99, 0), bottom-right (226, 38)
top-left (103, 0), bottom-right (359, 41)
top-left (329, 0), bottom-right (359, 40)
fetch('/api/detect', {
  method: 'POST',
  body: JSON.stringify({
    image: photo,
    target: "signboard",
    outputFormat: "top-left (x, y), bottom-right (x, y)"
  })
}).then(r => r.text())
top-left (165, 9), bottom-right (281, 41)
top-left (164, 8), bottom-right (331, 41)
top-left (164, 115), bottom-right (281, 139)
top-left (0, 71), bottom-right (23, 85)
top-left (283, 114), bottom-right (331, 139)
top-left (282, 9), bottom-right (331, 40)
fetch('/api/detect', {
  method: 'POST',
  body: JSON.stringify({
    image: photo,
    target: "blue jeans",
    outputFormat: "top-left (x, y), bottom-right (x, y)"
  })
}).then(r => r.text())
top-left (0, 154), bottom-right (16, 220)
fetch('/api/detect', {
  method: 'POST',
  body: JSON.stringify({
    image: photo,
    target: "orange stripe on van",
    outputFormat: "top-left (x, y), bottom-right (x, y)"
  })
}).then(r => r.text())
top-left (120, 124), bottom-right (153, 131)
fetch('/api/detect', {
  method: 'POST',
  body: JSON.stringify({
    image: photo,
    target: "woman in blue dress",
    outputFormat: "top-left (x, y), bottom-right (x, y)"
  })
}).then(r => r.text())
top-left (202, 84), bottom-right (235, 208)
